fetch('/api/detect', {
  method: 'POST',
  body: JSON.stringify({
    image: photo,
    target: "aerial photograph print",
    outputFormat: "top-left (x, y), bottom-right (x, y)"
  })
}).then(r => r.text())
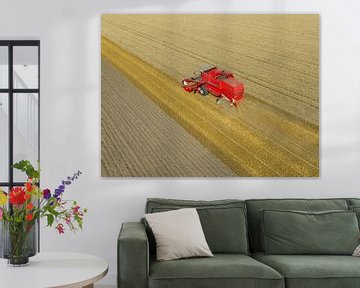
top-left (101, 14), bottom-right (319, 177)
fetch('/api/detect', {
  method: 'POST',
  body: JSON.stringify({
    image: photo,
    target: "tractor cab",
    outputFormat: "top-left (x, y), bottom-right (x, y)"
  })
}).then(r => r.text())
top-left (191, 65), bottom-right (217, 80)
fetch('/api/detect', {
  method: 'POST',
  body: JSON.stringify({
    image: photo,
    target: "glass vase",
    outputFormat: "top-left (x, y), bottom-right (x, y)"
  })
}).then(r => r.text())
top-left (0, 220), bottom-right (37, 266)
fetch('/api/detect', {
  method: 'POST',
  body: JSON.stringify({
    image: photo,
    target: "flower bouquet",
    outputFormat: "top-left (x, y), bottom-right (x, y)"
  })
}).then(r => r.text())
top-left (0, 160), bottom-right (87, 266)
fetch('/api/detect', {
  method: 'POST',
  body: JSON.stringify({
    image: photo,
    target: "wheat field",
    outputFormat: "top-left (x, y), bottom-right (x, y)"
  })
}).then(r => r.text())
top-left (101, 14), bottom-right (319, 177)
top-left (102, 58), bottom-right (237, 177)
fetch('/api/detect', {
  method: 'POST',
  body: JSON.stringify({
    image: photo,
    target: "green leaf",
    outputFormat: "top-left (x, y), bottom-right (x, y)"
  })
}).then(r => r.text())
top-left (12, 160), bottom-right (40, 180)
top-left (46, 205), bottom-right (60, 217)
top-left (13, 160), bottom-right (30, 170)
top-left (75, 216), bottom-right (83, 230)
top-left (47, 214), bottom-right (54, 227)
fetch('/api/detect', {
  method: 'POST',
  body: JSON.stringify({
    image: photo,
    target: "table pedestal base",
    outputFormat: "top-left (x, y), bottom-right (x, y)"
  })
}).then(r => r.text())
top-left (83, 285), bottom-right (94, 288)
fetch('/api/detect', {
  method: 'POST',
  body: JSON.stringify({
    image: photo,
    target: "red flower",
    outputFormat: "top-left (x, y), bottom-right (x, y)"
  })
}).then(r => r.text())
top-left (26, 214), bottom-right (33, 221)
top-left (56, 223), bottom-right (65, 234)
top-left (24, 193), bottom-right (31, 200)
top-left (9, 187), bottom-right (26, 205)
top-left (26, 203), bottom-right (34, 210)
top-left (25, 182), bottom-right (33, 192)
top-left (65, 214), bottom-right (71, 225)
top-left (72, 205), bottom-right (80, 215)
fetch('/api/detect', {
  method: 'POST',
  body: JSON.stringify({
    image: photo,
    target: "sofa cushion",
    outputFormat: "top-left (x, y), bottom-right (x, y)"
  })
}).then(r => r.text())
top-left (246, 198), bottom-right (349, 252)
top-left (145, 208), bottom-right (213, 261)
top-left (346, 199), bottom-right (360, 229)
top-left (149, 254), bottom-right (284, 288)
top-left (261, 209), bottom-right (359, 255)
top-left (349, 205), bottom-right (360, 227)
top-left (253, 252), bottom-right (360, 288)
top-left (347, 198), bottom-right (360, 207)
top-left (146, 198), bottom-right (248, 254)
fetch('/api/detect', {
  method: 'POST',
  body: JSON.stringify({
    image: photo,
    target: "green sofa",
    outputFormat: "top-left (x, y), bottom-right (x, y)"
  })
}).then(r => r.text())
top-left (118, 198), bottom-right (360, 288)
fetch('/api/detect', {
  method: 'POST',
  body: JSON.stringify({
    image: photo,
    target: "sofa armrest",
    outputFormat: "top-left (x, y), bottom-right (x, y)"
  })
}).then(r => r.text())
top-left (118, 222), bottom-right (149, 288)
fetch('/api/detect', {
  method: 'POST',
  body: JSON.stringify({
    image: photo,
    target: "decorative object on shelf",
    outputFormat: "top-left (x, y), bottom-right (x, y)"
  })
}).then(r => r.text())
top-left (0, 160), bottom-right (87, 266)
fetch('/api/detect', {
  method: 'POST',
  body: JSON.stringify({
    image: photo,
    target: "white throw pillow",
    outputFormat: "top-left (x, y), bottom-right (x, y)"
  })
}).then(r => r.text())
top-left (353, 244), bottom-right (360, 256)
top-left (145, 208), bottom-right (213, 261)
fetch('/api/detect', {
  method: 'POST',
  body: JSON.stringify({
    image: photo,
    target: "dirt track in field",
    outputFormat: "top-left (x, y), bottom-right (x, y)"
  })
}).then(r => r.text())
top-left (102, 58), bottom-right (237, 177)
top-left (101, 14), bottom-right (319, 177)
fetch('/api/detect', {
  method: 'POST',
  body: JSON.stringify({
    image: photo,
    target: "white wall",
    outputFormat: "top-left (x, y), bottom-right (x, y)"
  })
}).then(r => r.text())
top-left (1, 0), bottom-right (360, 285)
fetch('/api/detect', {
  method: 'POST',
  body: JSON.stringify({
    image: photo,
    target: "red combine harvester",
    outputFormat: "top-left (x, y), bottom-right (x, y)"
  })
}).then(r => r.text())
top-left (181, 65), bottom-right (245, 106)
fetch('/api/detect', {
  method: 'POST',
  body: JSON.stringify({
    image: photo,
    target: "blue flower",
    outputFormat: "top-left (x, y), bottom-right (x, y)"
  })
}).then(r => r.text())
top-left (54, 170), bottom-right (82, 199)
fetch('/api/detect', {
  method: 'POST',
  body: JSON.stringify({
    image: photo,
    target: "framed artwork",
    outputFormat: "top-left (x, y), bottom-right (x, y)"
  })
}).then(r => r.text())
top-left (101, 14), bottom-right (319, 177)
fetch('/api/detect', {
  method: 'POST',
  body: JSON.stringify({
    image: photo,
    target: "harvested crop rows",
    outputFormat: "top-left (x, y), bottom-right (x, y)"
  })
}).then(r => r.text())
top-left (102, 58), bottom-right (237, 177)
top-left (101, 14), bottom-right (319, 177)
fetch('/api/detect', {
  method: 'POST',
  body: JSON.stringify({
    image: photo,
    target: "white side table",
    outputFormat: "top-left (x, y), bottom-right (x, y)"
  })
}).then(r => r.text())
top-left (0, 252), bottom-right (108, 288)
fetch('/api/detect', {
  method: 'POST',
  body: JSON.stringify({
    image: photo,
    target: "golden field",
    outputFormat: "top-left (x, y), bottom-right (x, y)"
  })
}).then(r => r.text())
top-left (101, 14), bottom-right (319, 177)
top-left (102, 58), bottom-right (237, 177)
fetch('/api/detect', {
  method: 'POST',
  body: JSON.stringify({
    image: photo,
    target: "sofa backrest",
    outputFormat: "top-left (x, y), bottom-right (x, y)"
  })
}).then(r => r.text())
top-left (348, 198), bottom-right (360, 207)
top-left (145, 198), bottom-right (249, 255)
top-left (347, 198), bottom-right (360, 229)
top-left (245, 198), bottom-right (349, 252)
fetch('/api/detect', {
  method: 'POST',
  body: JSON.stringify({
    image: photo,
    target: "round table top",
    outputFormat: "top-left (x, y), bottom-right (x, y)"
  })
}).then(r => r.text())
top-left (0, 252), bottom-right (108, 288)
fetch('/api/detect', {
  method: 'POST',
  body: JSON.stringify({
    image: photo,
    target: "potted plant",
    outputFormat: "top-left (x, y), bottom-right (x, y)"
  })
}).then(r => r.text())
top-left (0, 160), bottom-right (87, 266)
